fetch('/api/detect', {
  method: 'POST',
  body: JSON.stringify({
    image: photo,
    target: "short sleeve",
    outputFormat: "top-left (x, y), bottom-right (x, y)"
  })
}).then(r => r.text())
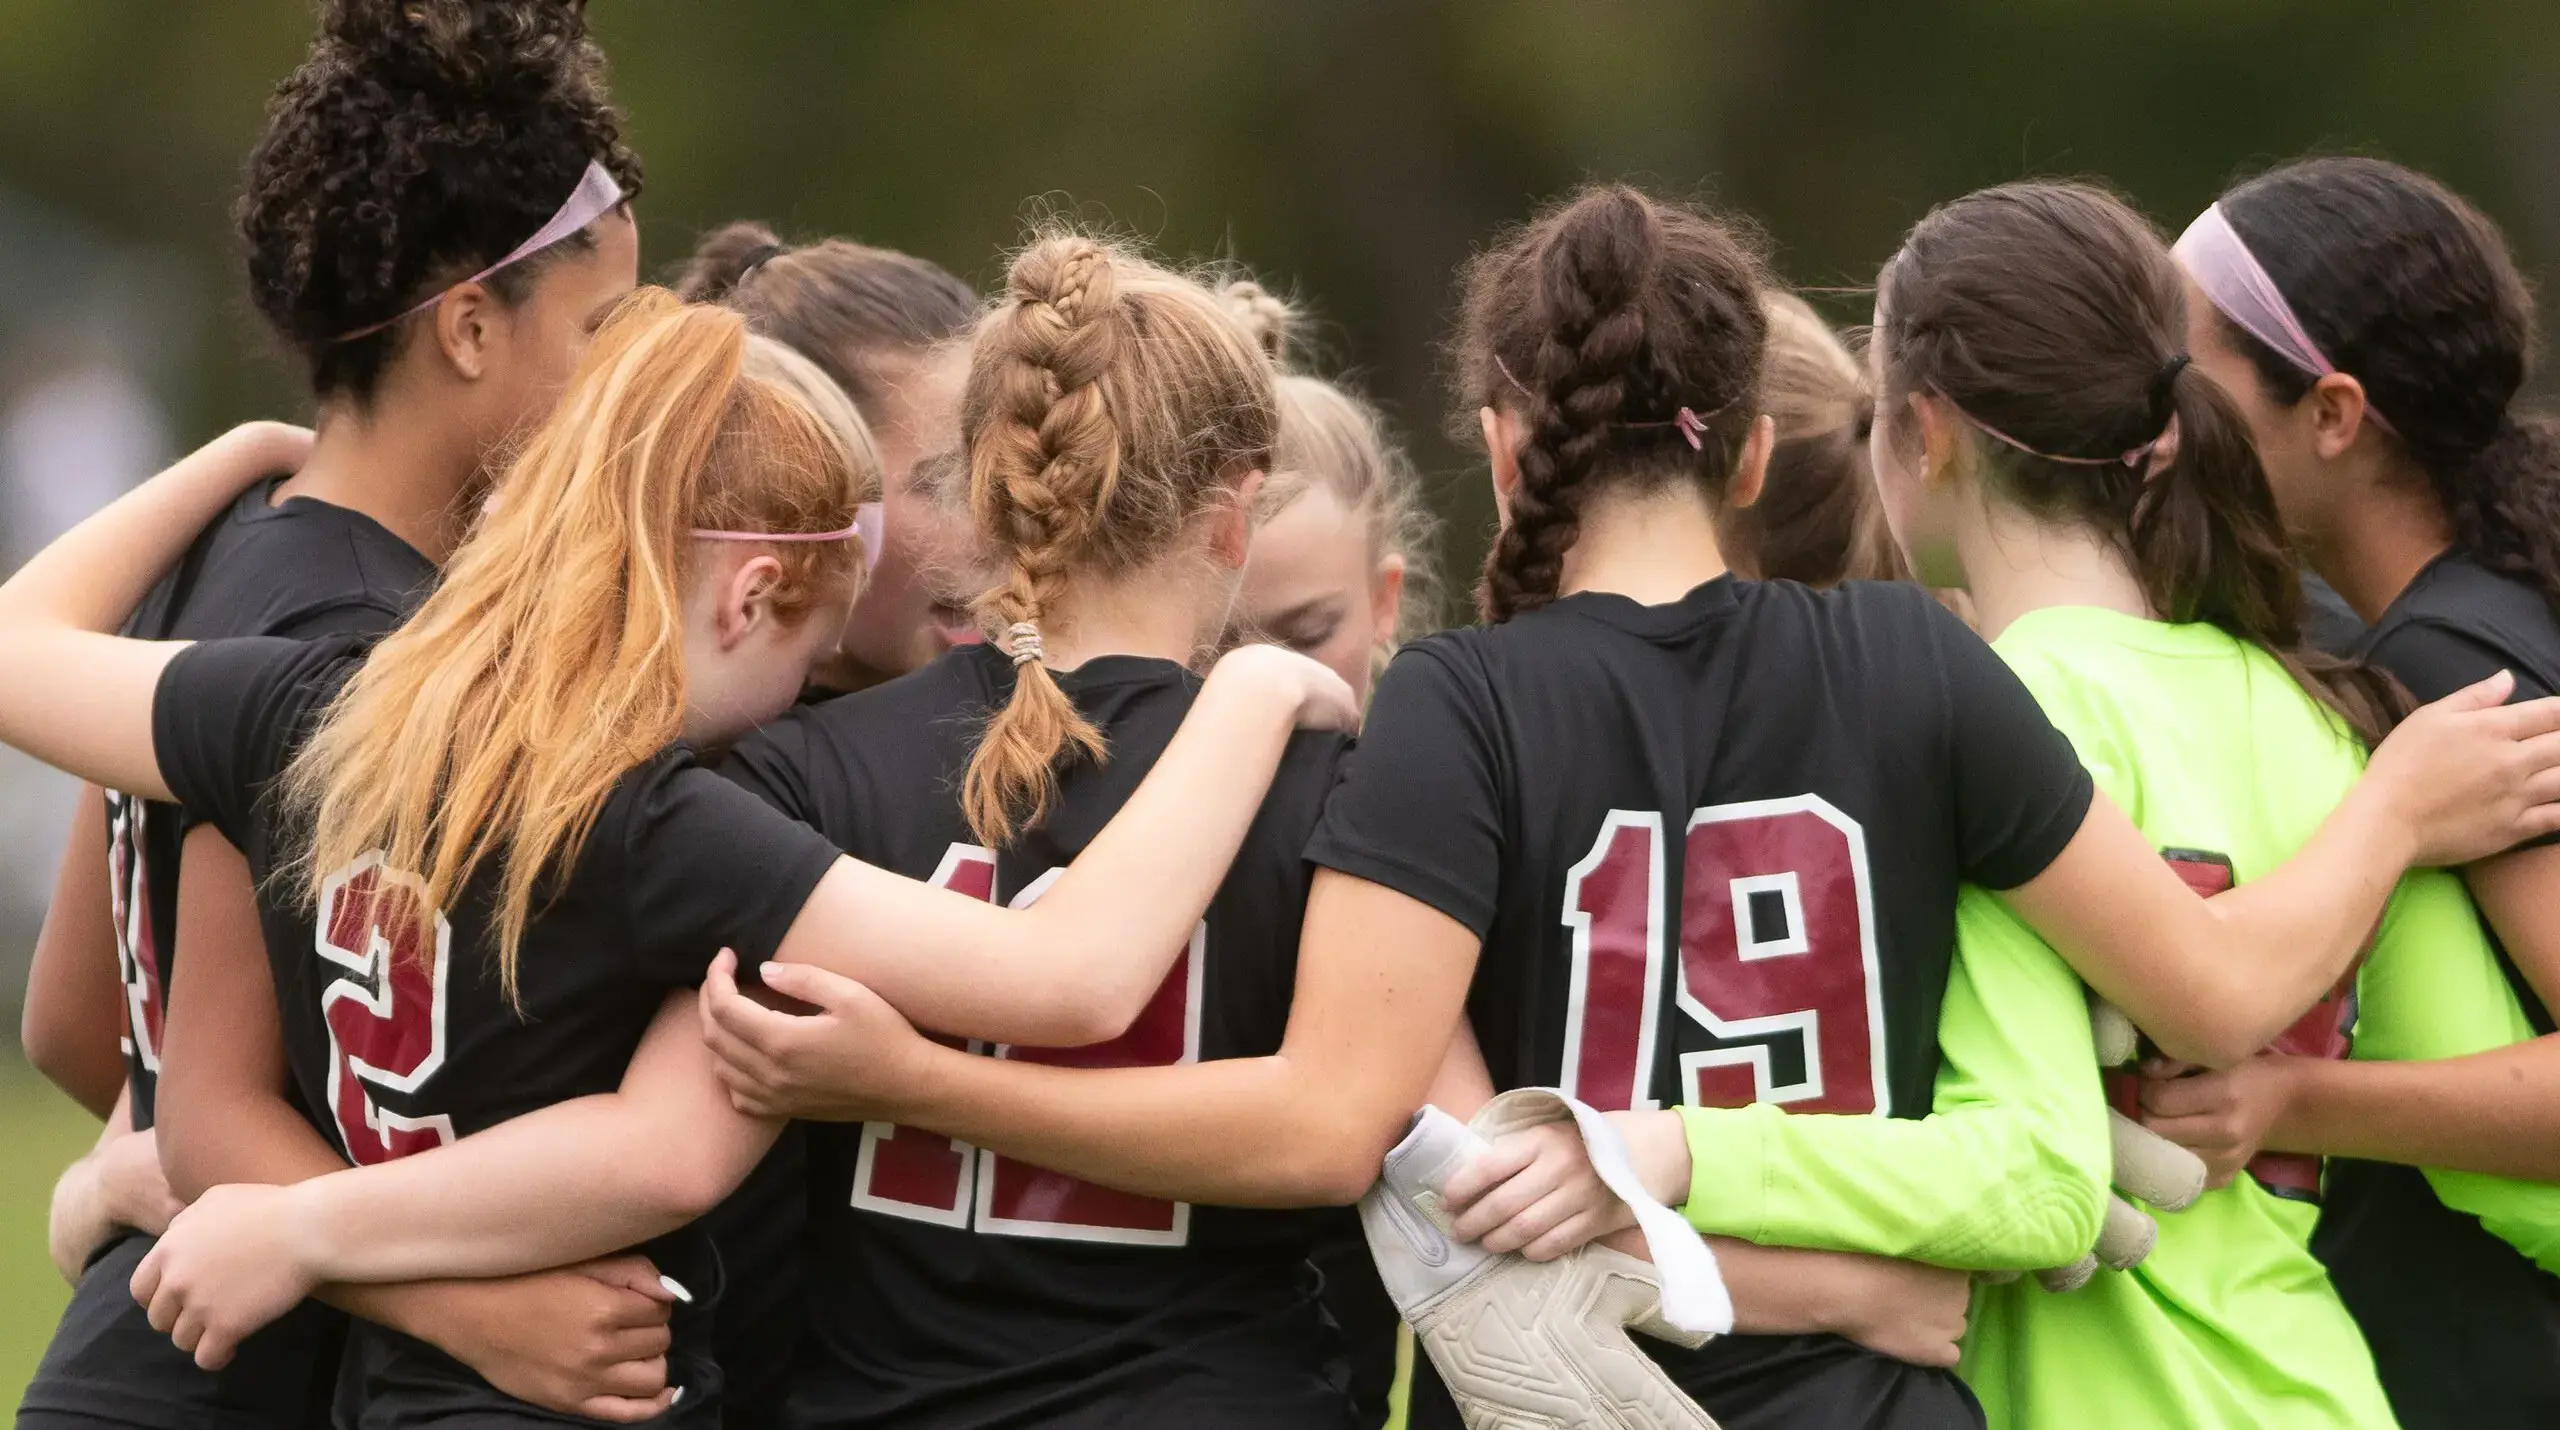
top-left (612, 754), bottom-right (843, 987)
top-left (152, 636), bottom-right (356, 849)
top-left (718, 709), bottom-right (825, 826)
top-left (1929, 610), bottom-right (2095, 890)
top-left (1303, 641), bottom-right (1507, 936)
top-left (2365, 618), bottom-right (2556, 706)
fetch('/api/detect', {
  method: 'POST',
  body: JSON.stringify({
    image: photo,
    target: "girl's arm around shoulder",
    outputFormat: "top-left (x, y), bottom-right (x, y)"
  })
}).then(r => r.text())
top-left (770, 643), bottom-right (1359, 1049)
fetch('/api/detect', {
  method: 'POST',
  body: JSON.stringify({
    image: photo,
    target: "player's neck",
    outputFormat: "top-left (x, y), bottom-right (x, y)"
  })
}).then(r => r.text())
top-left (1555, 485), bottom-right (1732, 607)
top-left (276, 398), bottom-right (479, 566)
top-left (1029, 559), bottom-right (1221, 672)
top-left (1957, 508), bottom-right (2153, 641)
top-left (2307, 459), bottom-right (2453, 624)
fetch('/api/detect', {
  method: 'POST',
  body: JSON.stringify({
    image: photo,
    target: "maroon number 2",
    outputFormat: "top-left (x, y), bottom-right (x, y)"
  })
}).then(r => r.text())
top-left (314, 854), bottom-right (457, 1164)
top-left (1561, 797), bottom-right (1889, 1116)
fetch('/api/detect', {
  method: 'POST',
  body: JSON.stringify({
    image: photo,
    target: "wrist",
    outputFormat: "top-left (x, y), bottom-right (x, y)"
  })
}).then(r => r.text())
top-left (2345, 766), bottom-right (2424, 874)
top-left (1611, 1109), bottom-right (1693, 1208)
top-left (280, 1179), bottom-right (349, 1284)
top-left (2253, 1056), bottom-right (2316, 1151)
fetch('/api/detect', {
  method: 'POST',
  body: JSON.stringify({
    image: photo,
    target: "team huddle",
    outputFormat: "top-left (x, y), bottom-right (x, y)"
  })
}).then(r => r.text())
top-left (9, 4), bottom-right (2560, 1430)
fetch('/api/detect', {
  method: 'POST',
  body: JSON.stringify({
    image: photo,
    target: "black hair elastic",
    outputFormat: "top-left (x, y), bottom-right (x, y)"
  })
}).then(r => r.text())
top-left (2149, 352), bottom-right (2192, 415)
top-left (736, 243), bottom-right (787, 282)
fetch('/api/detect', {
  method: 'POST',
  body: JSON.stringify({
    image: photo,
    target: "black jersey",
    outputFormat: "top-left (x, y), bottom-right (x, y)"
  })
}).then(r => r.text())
top-left (721, 643), bottom-right (1355, 1430)
top-left (1305, 578), bottom-right (2093, 1430)
top-left (19, 481), bottom-right (429, 1430)
top-left (2310, 549), bottom-right (2560, 1430)
top-left (111, 478), bottom-right (433, 1128)
top-left (151, 634), bottom-right (845, 1430)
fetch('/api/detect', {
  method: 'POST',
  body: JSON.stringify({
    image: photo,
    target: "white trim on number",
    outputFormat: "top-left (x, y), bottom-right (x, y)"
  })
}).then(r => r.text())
top-left (1680, 796), bottom-right (1891, 1117)
top-left (976, 866), bottom-right (1200, 1246)
top-left (849, 844), bottom-right (994, 1226)
top-left (314, 853), bottom-right (459, 1155)
top-left (1559, 810), bottom-right (1669, 1112)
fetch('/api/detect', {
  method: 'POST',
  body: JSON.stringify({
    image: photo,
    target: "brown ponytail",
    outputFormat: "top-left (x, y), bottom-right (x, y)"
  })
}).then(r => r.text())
top-left (1450, 184), bottom-right (1770, 622)
top-left (1877, 181), bottom-right (2407, 746)
top-left (958, 231), bottom-right (1277, 845)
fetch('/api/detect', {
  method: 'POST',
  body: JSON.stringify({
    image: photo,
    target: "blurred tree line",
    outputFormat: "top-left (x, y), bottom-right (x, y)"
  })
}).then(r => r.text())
top-left (2, 0), bottom-right (2557, 584)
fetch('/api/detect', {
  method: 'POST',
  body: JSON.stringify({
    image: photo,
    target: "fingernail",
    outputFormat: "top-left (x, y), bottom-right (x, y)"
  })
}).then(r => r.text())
top-left (670, 1385), bottom-right (685, 1405)
top-left (659, 1274), bottom-right (692, 1304)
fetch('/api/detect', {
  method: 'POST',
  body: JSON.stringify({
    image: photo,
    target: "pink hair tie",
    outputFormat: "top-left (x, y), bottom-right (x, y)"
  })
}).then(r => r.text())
top-left (335, 161), bottom-right (627, 343)
top-left (1489, 357), bottom-right (1724, 450)
top-left (2173, 202), bottom-right (2397, 437)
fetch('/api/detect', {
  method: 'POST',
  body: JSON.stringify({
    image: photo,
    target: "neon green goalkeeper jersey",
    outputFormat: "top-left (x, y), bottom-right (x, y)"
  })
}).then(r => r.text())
top-left (1678, 605), bottom-right (2560, 1429)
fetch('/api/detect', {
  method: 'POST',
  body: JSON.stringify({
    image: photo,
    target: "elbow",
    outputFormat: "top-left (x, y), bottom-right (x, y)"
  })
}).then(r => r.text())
top-left (19, 1008), bottom-right (78, 1097)
top-left (1288, 1107), bottom-right (1403, 1208)
top-left (155, 1119), bottom-right (217, 1205)
top-left (647, 1159), bottom-right (736, 1229)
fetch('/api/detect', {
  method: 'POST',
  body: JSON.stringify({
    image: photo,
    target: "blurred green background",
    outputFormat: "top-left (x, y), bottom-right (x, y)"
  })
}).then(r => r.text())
top-left (4, 0), bottom-right (2559, 1408)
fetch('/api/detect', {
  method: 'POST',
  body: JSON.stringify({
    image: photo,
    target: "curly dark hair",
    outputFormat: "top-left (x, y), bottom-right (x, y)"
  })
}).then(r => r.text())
top-left (238, 0), bottom-right (643, 401)
top-left (1449, 184), bottom-right (1771, 622)
top-left (2219, 157), bottom-right (2560, 626)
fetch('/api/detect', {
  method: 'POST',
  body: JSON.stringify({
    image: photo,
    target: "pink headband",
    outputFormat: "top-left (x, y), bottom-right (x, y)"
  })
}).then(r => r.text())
top-left (336, 161), bottom-right (626, 343)
top-left (692, 501), bottom-right (882, 549)
top-left (2173, 203), bottom-right (2396, 436)
top-left (1951, 402), bottom-right (2179, 472)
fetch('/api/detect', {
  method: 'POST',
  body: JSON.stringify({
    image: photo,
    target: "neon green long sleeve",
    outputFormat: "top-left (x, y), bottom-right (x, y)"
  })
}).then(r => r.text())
top-left (1674, 883), bottom-right (2110, 1269)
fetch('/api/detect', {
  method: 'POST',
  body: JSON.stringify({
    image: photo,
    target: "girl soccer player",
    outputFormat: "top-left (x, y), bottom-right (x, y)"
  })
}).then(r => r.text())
top-left (675, 220), bottom-right (986, 1429)
top-left (678, 223), bottom-right (988, 689)
top-left (1858, 179), bottom-right (2558, 1430)
top-left (1219, 277), bottom-right (1443, 1425)
top-left (688, 184), bottom-right (2560, 1430)
top-left (16, 0), bottom-right (647, 1423)
top-left (0, 290), bottom-right (1355, 1425)
top-left (2162, 155), bottom-right (2560, 1428)
top-left (1221, 279), bottom-right (1440, 704)
top-left (1719, 292), bottom-right (1902, 587)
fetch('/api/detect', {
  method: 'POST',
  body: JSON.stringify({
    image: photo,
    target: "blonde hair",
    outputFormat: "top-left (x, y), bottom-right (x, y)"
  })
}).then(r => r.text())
top-left (1722, 291), bottom-right (1903, 586)
top-left (961, 231), bottom-right (1278, 846)
top-left (284, 288), bottom-right (879, 1002)
top-left (1219, 280), bottom-right (1442, 645)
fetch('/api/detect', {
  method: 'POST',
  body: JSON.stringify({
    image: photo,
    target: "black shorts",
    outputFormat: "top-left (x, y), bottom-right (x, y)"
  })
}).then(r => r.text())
top-left (1308, 1214), bottom-right (1397, 1429)
top-left (15, 1231), bottom-right (344, 1430)
top-left (1408, 1329), bottom-right (1985, 1430)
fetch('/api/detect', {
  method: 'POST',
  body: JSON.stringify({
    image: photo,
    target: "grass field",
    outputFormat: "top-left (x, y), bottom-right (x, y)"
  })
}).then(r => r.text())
top-left (1, 1048), bottom-right (103, 1415)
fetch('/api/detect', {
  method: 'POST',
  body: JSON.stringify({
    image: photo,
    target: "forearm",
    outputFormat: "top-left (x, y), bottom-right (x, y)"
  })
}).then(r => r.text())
top-left (159, 1077), bottom-right (346, 1202)
top-left (896, 1042), bottom-right (1387, 1208)
top-left (23, 793), bottom-right (125, 1118)
top-left (290, 1092), bottom-right (774, 1285)
top-left (2266, 1044), bottom-right (2560, 1180)
top-left (1677, 1101), bottom-right (2104, 1270)
top-left (2190, 777), bottom-right (2413, 1047)
top-left (47, 1123), bottom-right (129, 1282)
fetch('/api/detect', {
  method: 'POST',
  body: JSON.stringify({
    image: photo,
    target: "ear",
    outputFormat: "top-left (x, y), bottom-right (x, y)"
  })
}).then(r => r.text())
top-left (432, 282), bottom-right (503, 383)
top-left (1908, 393), bottom-right (1967, 490)
top-left (1212, 469), bottom-right (1266, 568)
top-left (2305, 372), bottom-right (2378, 460)
top-left (1370, 552), bottom-right (1407, 649)
top-left (1482, 406), bottom-right (1523, 521)
top-left (714, 553), bottom-right (787, 651)
top-left (1726, 414), bottom-right (1777, 510)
